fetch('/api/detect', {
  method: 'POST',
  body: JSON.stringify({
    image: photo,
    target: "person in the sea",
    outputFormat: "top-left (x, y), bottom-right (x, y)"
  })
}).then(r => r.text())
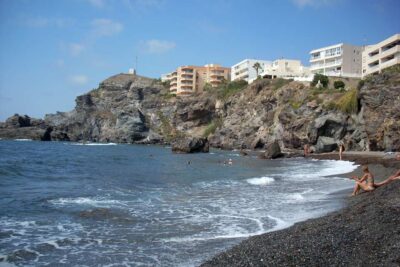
top-left (350, 165), bottom-right (375, 196)
top-left (374, 170), bottom-right (400, 187)
top-left (339, 143), bottom-right (345, 160)
top-left (303, 144), bottom-right (310, 157)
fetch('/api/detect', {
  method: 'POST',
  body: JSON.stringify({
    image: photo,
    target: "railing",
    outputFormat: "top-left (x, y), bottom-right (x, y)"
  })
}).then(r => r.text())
top-left (380, 45), bottom-right (400, 58)
top-left (324, 59), bottom-right (342, 68)
top-left (380, 57), bottom-right (399, 69)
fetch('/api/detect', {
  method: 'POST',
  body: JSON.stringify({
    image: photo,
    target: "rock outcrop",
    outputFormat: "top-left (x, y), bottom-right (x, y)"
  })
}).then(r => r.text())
top-left (171, 137), bottom-right (209, 153)
top-left (0, 114), bottom-right (51, 140)
top-left (1, 66), bottom-right (399, 153)
top-left (261, 140), bottom-right (283, 159)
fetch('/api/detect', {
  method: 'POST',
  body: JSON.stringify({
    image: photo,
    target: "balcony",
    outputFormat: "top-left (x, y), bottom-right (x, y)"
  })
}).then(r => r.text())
top-left (380, 45), bottom-right (400, 58)
top-left (182, 70), bottom-right (194, 74)
top-left (181, 74), bottom-right (193, 80)
top-left (324, 59), bottom-right (342, 68)
top-left (380, 56), bottom-right (400, 69)
top-left (210, 73), bottom-right (224, 78)
top-left (310, 56), bottom-right (324, 63)
top-left (181, 67), bottom-right (193, 72)
top-left (310, 64), bottom-right (325, 71)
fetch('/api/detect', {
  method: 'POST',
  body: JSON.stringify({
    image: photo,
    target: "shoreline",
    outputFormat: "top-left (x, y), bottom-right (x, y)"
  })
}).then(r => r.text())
top-left (201, 153), bottom-right (400, 266)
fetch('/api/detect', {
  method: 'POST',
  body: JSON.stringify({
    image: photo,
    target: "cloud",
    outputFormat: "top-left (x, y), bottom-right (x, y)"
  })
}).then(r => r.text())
top-left (69, 75), bottom-right (89, 85)
top-left (24, 17), bottom-right (75, 28)
top-left (292, 0), bottom-right (338, 8)
top-left (87, 0), bottom-right (165, 11)
top-left (56, 59), bottom-right (65, 68)
top-left (197, 20), bottom-right (225, 34)
top-left (87, 0), bottom-right (106, 8)
top-left (140, 39), bottom-right (176, 54)
top-left (91, 19), bottom-right (123, 37)
top-left (121, 0), bottom-right (165, 11)
top-left (68, 43), bottom-right (85, 56)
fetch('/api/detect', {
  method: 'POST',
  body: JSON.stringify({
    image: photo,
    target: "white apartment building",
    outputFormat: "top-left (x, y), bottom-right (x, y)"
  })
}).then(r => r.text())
top-left (231, 59), bottom-right (271, 82)
top-left (259, 59), bottom-right (312, 82)
top-left (362, 33), bottom-right (400, 77)
top-left (309, 43), bottom-right (363, 78)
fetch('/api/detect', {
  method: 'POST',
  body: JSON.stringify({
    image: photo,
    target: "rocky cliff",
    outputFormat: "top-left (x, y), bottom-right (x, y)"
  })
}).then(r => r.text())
top-left (1, 66), bottom-right (399, 152)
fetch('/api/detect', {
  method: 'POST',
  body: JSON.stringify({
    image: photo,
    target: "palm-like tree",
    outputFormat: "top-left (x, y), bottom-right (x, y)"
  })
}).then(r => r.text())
top-left (253, 62), bottom-right (262, 77)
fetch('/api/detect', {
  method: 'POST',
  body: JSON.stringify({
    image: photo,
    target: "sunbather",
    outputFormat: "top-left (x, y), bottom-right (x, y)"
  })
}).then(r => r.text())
top-left (350, 165), bottom-right (375, 196)
top-left (374, 170), bottom-right (400, 187)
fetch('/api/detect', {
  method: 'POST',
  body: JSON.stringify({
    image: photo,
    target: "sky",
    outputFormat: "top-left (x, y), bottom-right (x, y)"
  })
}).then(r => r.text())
top-left (0, 0), bottom-right (399, 121)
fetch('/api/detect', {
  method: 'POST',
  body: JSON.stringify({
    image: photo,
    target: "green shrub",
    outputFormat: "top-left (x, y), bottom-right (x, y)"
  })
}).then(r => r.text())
top-left (324, 101), bottom-right (337, 111)
top-left (162, 93), bottom-right (176, 99)
top-left (272, 78), bottom-right (291, 91)
top-left (203, 82), bottom-right (213, 91)
top-left (311, 74), bottom-right (329, 88)
top-left (336, 88), bottom-right (358, 114)
top-left (333, 80), bottom-right (345, 89)
top-left (357, 80), bottom-right (365, 90)
top-left (203, 118), bottom-right (223, 137)
top-left (216, 80), bottom-right (248, 99)
top-left (289, 100), bottom-right (303, 110)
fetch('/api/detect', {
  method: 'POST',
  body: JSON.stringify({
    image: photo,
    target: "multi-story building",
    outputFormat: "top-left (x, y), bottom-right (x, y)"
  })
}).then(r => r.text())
top-left (309, 43), bottom-right (363, 78)
top-left (231, 59), bottom-right (272, 82)
top-left (259, 59), bottom-right (312, 82)
top-left (163, 64), bottom-right (231, 95)
top-left (362, 33), bottom-right (400, 77)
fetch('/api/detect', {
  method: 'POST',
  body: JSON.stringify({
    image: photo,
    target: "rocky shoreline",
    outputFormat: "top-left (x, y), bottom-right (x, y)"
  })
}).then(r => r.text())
top-left (201, 157), bottom-right (400, 267)
top-left (1, 66), bottom-right (400, 154)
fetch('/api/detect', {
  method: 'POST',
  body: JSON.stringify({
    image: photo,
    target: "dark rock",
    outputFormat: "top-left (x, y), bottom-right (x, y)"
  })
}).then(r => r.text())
top-left (315, 136), bottom-right (338, 153)
top-left (172, 137), bottom-right (209, 153)
top-left (5, 114), bottom-right (31, 128)
top-left (263, 140), bottom-right (283, 159)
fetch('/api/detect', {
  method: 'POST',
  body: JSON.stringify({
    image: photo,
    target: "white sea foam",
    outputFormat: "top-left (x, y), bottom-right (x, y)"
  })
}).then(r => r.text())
top-left (283, 160), bottom-right (358, 181)
top-left (246, 176), bottom-right (275, 185)
top-left (267, 215), bottom-right (292, 232)
top-left (14, 139), bottom-right (32, 141)
top-left (71, 143), bottom-right (117, 146)
top-left (286, 193), bottom-right (305, 202)
top-left (49, 197), bottom-right (125, 207)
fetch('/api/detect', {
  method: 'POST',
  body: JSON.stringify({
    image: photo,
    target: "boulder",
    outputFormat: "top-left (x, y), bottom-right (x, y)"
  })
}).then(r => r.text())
top-left (262, 140), bottom-right (283, 159)
top-left (5, 114), bottom-right (31, 128)
top-left (172, 137), bottom-right (209, 153)
top-left (315, 136), bottom-right (338, 153)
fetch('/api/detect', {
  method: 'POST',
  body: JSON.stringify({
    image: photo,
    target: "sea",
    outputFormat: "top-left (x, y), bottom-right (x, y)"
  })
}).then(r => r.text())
top-left (0, 140), bottom-right (358, 267)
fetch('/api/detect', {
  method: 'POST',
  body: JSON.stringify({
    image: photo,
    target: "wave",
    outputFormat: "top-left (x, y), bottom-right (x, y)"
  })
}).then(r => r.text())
top-left (316, 160), bottom-right (358, 177)
top-left (246, 176), bottom-right (275, 185)
top-left (70, 143), bottom-right (117, 146)
top-left (49, 197), bottom-right (126, 207)
top-left (282, 160), bottom-right (358, 181)
top-left (266, 215), bottom-right (292, 232)
top-left (14, 139), bottom-right (32, 141)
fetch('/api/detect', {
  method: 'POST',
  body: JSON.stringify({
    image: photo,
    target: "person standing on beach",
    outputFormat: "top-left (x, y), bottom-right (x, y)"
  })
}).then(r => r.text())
top-left (339, 143), bottom-right (345, 160)
top-left (350, 165), bottom-right (375, 196)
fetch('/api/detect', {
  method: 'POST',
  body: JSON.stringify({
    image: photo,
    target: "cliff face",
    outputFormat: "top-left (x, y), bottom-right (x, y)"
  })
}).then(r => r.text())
top-left (1, 67), bottom-right (399, 152)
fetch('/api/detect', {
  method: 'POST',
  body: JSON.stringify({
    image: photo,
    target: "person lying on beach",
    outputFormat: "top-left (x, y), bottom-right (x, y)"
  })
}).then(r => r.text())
top-left (374, 170), bottom-right (400, 187)
top-left (350, 165), bottom-right (375, 196)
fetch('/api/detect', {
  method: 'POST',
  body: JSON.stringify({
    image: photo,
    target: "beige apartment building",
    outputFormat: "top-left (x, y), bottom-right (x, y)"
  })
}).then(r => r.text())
top-left (362, 33), bottom-right (400, 77)
top-left (310, 43), bottom-right (363, 78)
top-left (162, 64), bottom-right (231, 95)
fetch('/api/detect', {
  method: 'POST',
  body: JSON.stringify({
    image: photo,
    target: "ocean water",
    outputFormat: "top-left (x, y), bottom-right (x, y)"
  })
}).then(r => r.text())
top-left (0, 140), bottom-right (358, 266)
